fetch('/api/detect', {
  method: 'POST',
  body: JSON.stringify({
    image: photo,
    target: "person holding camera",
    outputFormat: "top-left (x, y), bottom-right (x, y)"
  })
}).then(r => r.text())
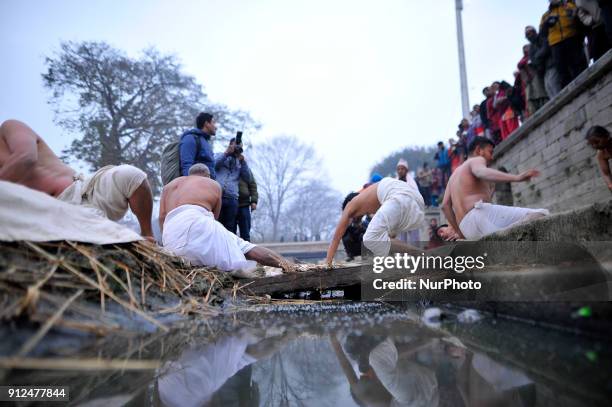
top-left (215, 136), bottom-right (251, 232)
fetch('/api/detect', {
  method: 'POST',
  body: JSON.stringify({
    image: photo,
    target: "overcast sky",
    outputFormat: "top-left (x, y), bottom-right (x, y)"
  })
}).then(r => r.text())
top-left (0, 0), bottom-right (547, 195)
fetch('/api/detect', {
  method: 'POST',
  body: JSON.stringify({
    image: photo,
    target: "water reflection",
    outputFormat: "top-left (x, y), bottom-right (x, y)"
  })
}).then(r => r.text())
top-left (154, 306), bottom-right (608, 407)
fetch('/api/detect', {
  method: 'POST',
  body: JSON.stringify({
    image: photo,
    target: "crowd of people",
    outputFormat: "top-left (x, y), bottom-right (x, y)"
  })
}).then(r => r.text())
top-left (407, 0), bottom-right (612, 209)
top-left (472, 0), bottom-right (612, 146)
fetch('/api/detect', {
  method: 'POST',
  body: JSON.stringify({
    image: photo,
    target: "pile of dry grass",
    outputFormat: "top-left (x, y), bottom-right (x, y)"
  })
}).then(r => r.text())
top-left (0, 240), bottom-right (240, 343)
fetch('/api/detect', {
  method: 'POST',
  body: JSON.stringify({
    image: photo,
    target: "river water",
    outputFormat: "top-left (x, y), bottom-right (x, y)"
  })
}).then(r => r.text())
top-left (4, 302), bottom-right (611, 406)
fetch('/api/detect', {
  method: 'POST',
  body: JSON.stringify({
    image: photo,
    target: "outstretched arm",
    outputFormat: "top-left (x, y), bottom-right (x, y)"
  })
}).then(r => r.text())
top-left (0, 120), bottom-right (39, 183)
top-left (245, 246), bottom-right (294, 272)
top-left (440, 188), bottom-right (465, 239)
top-left (326, 205), bottom-right (356, 266)
top-left (470, 157), bottom-right (539, 183)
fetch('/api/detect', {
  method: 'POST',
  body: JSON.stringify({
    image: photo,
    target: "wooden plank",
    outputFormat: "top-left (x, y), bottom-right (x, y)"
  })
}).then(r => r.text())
top-left (239, 265), bottom-right (365, 296)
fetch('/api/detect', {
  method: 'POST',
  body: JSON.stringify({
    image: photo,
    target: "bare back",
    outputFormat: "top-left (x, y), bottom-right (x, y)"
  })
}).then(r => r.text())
top-left (347, 183), bottom-right (383, 217)
top-left (159, 176), bottom-right (222, 228)
top-left (0, 120), bottom-right (75, 196)
top-left (447, 157), bottom-right (494, 223)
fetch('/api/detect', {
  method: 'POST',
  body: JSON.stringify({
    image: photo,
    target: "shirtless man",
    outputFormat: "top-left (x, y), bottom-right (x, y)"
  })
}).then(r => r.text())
top-left (442, 137), bottom-right (548, 240)
top-left (159, 164), bottom-right (293, 274)
top-left (585, 125), bottom-right (612, 192)
top-left (326, 177), bottom-right (424, 264)
top-left (0, 120), bottom-right (154, 239)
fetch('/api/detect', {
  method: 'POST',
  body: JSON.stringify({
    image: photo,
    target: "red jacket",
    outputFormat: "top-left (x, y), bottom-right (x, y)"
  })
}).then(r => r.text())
top-left (486, 96), bottom-right (501, 132)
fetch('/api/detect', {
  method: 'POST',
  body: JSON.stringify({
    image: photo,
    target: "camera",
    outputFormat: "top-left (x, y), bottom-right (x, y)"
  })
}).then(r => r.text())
top-left (234, 131), bottom-right (244, 155)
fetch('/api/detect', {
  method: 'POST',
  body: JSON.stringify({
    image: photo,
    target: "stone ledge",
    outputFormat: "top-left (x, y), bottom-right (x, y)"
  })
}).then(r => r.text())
top-left (493, 49), bottom-right (612, 159)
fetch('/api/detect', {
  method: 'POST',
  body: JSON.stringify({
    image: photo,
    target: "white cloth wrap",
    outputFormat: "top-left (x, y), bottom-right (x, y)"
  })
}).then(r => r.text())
top-left (369, 338), bottom-right (439, 407)
top-left (0, 181), bottom-right (141, 244)
top-left (57, 165), bottom-right (147, 221)
top-left (162, 204), bottom-right (256, 272)
top-left (364, 177), bottom-right (425, 256)
top-left (459, 200), bottom-right (549, 240)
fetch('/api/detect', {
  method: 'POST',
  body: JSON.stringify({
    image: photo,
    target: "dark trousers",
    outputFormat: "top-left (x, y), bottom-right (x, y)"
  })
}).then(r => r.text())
top-left (588, 24), bottom-right (611, 61)
top-left (219, 196), bottom-right (238, 233)
top-left (420, 186), bottom-right (432, 207)
top-left (551, 36), bottom-right (587, 89)
top-left (601, 1), bottom-right (612, 43)
top-left (235, 206), bottom-right (252, 241)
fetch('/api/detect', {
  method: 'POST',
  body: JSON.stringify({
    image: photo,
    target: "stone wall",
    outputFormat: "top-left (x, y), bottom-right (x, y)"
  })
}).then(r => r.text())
top-left (492, 50), bottom-right (612, 213)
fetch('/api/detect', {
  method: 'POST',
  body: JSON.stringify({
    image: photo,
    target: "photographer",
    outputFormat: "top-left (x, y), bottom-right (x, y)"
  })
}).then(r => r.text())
top-left (215, 136), bottom-right (252, 232)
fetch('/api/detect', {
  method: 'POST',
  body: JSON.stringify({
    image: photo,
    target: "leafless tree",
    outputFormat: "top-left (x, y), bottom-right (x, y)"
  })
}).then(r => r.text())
top-left (286, 180), bottom-right (342, 241)
top-left (249, 136), bottom-right (320, 241)
top-left (42, 41), bottom-right (258, 193)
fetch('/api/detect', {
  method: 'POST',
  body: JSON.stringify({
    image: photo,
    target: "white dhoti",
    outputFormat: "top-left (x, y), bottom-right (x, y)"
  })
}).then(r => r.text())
top-left (162, 204), bottom-right (256, 272)
top-left (57, 165), bottom-right (147, 221)
top-left (364, 177), bottom-right (425, 256)
top-left (459, 200), bottom-right (549, 240)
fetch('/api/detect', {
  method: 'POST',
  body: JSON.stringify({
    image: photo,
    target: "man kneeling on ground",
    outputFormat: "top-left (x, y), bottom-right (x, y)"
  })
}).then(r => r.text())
top-left (159, 163), bottom-right (294, 276)
top-left (0, 120), bottom-right (154, 240)
top-left (442, 137), bottom-right (549, 240)
top-left (326, 177), bottom-right (425, 264)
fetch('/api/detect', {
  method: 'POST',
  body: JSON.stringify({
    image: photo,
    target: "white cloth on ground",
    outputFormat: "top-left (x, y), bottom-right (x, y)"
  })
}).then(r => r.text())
top-left (0, 181), bottom-right (142, 244)
top-left (364, 177), bottom-right (425, 256)
top-left (369, 337), bottom-right (439, 407)
top-left (459, 200), bottom-right (549, 240)
top-left (57, 164), bottom-right (147, 221)
top-left (162, 204), bottom-right (256, 272)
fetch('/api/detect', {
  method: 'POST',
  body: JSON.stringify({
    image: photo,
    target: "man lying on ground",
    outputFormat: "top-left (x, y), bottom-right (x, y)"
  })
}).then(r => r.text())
top-left (159, 163), bottom-right (294, 276)
top-left (326, 177), bottom-right (425, 264)
top-left (585, 125), bottom-right (612, 192)
top-left (442, 137), bottom-right (549, 240)
top-left (0, 120), bottom-right (154, 240)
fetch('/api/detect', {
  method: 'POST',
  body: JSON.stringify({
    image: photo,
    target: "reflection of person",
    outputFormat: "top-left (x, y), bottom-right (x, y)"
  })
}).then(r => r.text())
top-left (585, 125), bottom-right (612, 192)
top-left (442, 137), bottom-right (548, 240)
top-left (159, 164), bottom-right (293, 273)
top-left (331, 334), bottom-right (439, 407)
top-left (453, 347), bottom-right (535, 407)
top-left (158, 330), bottom-right (294, 407)
top-left (326, 177), bottom-right (424, 263)
top-left (0, 120), bottom-right (154, 240)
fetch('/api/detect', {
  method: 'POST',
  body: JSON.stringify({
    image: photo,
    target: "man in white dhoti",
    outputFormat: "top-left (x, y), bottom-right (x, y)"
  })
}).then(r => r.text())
top-left (0, 120), bottom-right (154, 240)
top-left (325, 177), bottom-right (425, 263)
top-left (159, 164), bottom-right (293, 274)
top-left (441, 137), bottom-right (549, 241)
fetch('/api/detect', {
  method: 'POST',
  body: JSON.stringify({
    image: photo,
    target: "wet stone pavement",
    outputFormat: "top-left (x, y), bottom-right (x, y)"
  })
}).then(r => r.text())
top-left (3, 302), bottom-right (611, 406)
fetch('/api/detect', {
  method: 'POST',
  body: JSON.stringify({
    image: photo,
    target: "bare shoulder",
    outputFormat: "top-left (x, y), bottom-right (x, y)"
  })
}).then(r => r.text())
top-left (467, 156), bottom-right (486, 166)
top-left (596, 149), bottom-right (611, 161)
top-left (0, 120), bottom-right (39, 142)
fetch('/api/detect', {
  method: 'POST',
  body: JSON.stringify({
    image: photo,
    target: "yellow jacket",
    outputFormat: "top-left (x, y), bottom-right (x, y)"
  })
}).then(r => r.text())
top-left (540, 2), bottom-right (579, 46)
